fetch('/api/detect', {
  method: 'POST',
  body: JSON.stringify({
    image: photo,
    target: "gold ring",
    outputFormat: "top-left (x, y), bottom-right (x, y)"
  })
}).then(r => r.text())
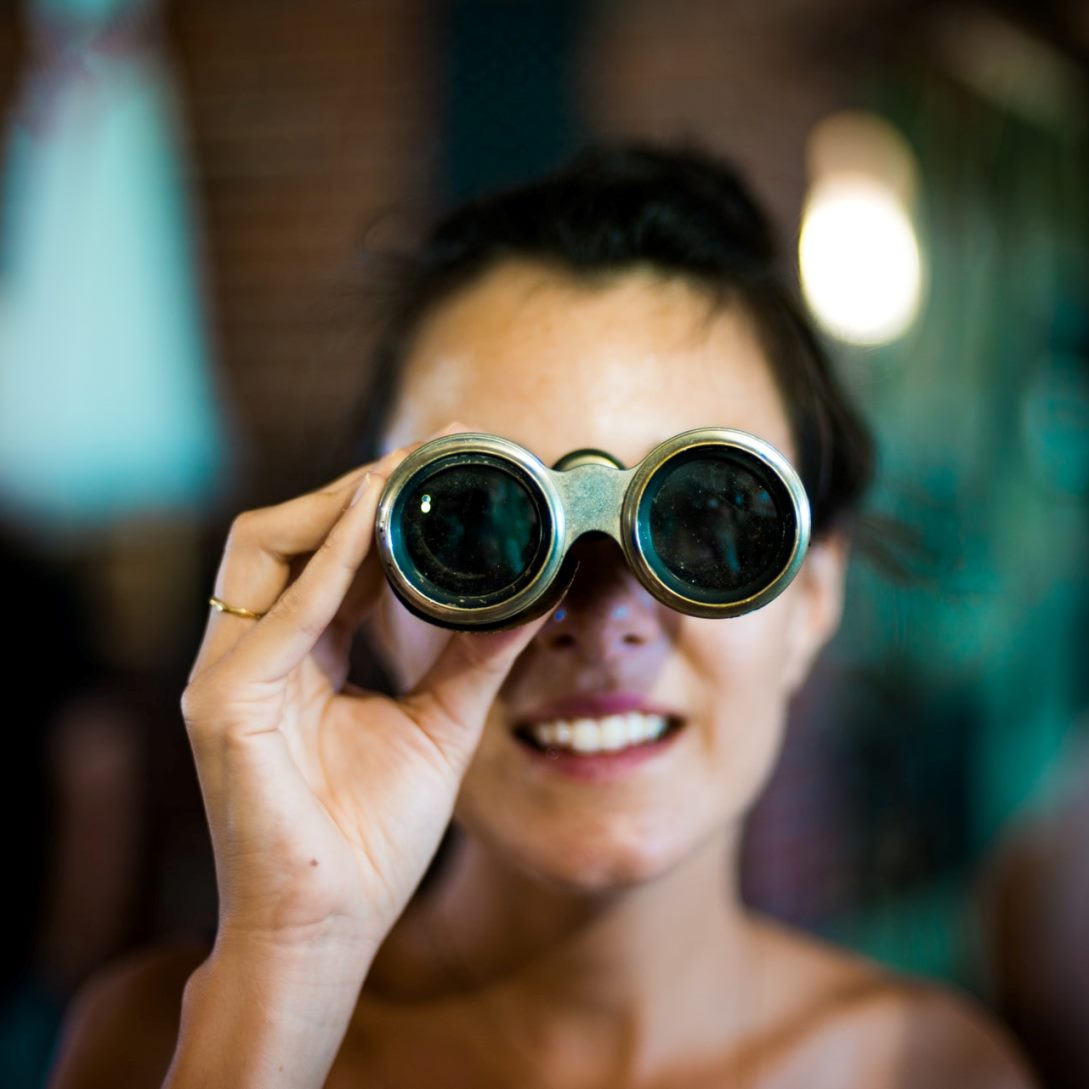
top-left (209, 596), bottom-right (266, 620)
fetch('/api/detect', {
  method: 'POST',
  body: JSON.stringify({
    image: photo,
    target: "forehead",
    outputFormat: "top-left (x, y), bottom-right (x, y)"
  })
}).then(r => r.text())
top-left (381, 261), bottom-right (795, 469)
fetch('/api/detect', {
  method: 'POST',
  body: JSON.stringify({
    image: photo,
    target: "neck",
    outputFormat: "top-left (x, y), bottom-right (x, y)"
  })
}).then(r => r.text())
top-left (362, 824), bottom-right (758, 1086)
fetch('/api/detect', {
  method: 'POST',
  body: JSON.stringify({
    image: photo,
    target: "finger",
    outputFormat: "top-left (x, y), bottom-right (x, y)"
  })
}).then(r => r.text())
top-left (212, 471), bottom-right (368, 607)
top-left (192, 421), bottom-right (477, 678)
top-left (210, 418), bottom-right (479, 614)
top-left (217, 469), bottom-right (387, 688)
top-left (399, 610), bottom-right (557, 770)
top-left (193, 479), bottom-right (378, 679)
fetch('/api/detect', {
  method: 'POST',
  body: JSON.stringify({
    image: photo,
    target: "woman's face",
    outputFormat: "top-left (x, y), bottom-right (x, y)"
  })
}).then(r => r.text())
top-left (372, 260), bottom-right (846, 893)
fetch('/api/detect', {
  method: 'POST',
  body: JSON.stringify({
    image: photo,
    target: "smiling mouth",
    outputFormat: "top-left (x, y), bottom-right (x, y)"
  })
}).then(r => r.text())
top-left (513, 711), bottom-right (686, 756)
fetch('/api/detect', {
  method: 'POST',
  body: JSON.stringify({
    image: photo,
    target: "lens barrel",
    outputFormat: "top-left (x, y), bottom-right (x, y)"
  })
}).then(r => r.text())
top-left (623, 429), bottom-right (809, 618)
top-left (392, 455), bottom-right (548, 601)
top-left (376, 434), bottom-right (570, 630)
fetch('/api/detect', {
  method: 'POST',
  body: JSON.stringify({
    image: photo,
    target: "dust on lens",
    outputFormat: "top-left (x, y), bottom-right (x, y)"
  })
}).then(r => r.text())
top-left (643, 450), bottom-right (790, 600)
top-left (400, 462), bottom-right (544, 599)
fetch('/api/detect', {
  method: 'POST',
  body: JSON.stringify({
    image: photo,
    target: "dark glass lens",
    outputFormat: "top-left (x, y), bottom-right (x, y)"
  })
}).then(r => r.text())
top-left (640, 448), bottom-right (794, 603)
top-left (397, 460), bottom-right (546, 601)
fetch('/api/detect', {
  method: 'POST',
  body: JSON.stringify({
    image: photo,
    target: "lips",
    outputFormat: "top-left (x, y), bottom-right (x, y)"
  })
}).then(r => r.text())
top-left (509, 691), bottom-right (687, 772)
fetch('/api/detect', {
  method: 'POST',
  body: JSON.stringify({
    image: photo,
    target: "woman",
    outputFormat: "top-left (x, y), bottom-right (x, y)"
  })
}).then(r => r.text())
top-left (48, 143), bottom-right (1035, 1088)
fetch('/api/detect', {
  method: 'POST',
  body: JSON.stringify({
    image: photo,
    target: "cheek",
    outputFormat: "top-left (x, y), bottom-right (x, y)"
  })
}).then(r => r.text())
top-left (684, 601), bottom-right (799, 813)
top-left (371, 586), bottom-right (454, 693)
top-left (688, 590), bottom-right (804, 709)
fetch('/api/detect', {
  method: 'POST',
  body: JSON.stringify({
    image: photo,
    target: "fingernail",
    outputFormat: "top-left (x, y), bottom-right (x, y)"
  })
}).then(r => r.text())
top-left (349, 472), bottom-right (372, 507)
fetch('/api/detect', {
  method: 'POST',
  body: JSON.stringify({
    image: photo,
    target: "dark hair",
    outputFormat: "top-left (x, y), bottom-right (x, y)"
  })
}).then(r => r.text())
top-left (353, 140), bottom-right (874, 538)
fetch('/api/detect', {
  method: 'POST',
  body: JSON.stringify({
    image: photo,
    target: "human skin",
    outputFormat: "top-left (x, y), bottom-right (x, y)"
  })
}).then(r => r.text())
top-left (46, 260), bottom-right (1035, 1089)
top-left (348, 261), bottom-right (838, 1086)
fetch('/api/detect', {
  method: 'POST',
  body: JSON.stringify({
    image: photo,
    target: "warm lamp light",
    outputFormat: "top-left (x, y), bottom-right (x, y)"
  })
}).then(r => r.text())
top-left (799, 112), bottom-right (925, 346)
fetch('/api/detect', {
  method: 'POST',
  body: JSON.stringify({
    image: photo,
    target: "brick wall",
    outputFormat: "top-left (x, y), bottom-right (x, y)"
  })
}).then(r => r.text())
top-left (165, 0), bottom-right (438, 504)
top-left (0, 7), bottom-right (20, 130)
top-left (579, 0), bottom-right (896, 281)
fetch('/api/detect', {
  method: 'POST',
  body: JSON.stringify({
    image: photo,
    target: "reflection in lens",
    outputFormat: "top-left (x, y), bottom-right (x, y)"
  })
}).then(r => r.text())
top-left (644, 451), bottom-right (789, 600)
top-left (400, 462), bottom-right (543, 599)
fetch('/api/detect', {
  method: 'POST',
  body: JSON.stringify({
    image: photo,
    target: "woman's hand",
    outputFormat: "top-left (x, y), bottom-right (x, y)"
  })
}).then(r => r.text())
top-left (181, 421), bottom-right (550, 965)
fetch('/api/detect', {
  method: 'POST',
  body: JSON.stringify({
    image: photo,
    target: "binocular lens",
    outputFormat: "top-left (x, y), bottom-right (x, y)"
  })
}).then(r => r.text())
top-left (639, 449), bottom-right (794, 604)
top-left (395, 458), bottom-right (548, 601)
top-left (378, 429), bottom-right (808, 628)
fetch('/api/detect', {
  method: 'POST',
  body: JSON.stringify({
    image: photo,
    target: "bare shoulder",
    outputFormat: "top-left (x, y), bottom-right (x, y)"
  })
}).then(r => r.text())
top-left (746, 916), bottom-right (1038, 1088)
top-left (46, 937), bottom-right (211, 1089)
top-left (881, 981), bottom-right (1039, 1088)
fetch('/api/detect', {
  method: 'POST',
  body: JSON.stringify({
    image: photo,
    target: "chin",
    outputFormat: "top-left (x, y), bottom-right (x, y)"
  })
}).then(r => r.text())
top-left (458, 802), bottom-right (715, 896)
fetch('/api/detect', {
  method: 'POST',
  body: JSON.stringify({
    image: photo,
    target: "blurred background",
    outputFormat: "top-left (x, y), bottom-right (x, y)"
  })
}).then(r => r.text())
top-left (1, 0), bottom-right (1087, 1085)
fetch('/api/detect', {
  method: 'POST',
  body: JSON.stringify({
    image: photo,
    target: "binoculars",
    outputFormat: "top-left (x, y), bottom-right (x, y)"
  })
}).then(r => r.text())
top-left (375, 427), bottom-right (810, 631)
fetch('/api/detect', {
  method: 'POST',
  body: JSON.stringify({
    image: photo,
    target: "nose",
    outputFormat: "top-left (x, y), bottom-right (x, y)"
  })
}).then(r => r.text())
top-left (533, 537), bottom-right (668, 662)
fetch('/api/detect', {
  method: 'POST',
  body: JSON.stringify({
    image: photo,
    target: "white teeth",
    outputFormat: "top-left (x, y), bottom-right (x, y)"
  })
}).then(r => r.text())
top-left (572, 719), bottom-right (598, 753)
top-left (601, 716), bottom-right (627, 751)
top-left (527, 712), bottom-right (669, 754)
top-left (625, 711), bottom-right (655, 744)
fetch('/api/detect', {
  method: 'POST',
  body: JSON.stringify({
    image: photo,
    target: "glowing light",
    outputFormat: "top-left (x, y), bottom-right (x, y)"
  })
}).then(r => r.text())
top-left (420, 494), bottom-right (432, 514)
top-left (799, 113), bottom-right (925, 345)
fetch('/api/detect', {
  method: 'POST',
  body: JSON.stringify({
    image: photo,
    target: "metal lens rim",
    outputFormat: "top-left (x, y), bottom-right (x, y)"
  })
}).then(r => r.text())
top-left (622, 427), bottom-right (811, 618)
top-left (375, 433), bottom-right (567, 628)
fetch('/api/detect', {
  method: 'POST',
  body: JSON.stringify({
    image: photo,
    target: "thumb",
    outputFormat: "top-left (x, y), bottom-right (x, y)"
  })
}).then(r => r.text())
top-left (399, 611), bottom-right (554, 767)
